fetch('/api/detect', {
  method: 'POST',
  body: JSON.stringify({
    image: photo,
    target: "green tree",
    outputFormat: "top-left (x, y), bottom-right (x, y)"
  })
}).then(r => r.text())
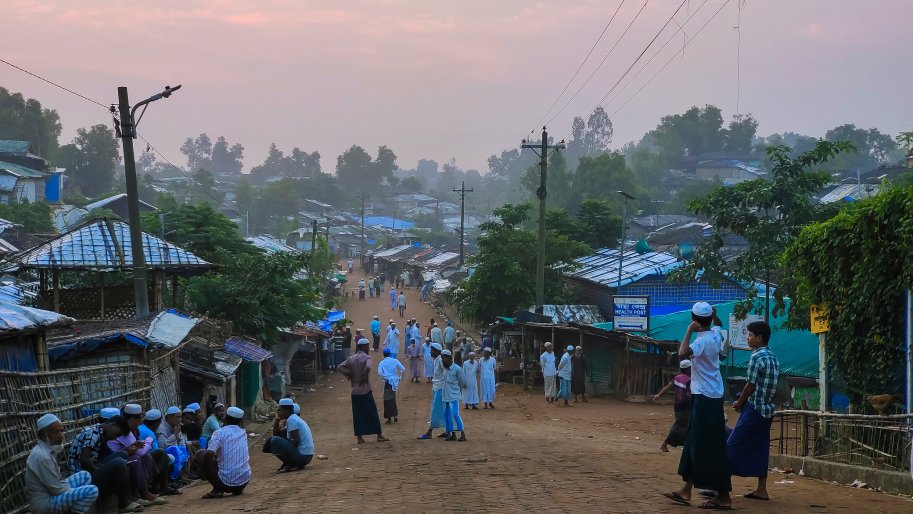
top-left (575, 199), bottom-right (621, 249)
top-left (825, 124), bottom-right (897, 170)
top-left (400, 176), bottom-right (423, 193)
top-left (0, 200), bottom-right (54, 233)
top-left (0, 87), bottom-right (62, 160)
top-left (724, 114), bottom-right (759, 154)
top-left (210, 136), bottom-right (245, 173)
top-left (187, 251), bottom-right (323, 341)
top-left (336, 145), bottom-right (397, 191)
top-left (784, 186), bottom-right (913, 405)
top-left (450, 203), bottom-right (589, 323)
top-left (180, 133), bottom-right (213, 171)
top-left (652, 105), bottom-right (725, 162)
top-left (57, 125), bottom-right (121, 197)
top-left (669, 140), bottom-right (854, 319)
top-left (141, 202), bottom-right (254, 262)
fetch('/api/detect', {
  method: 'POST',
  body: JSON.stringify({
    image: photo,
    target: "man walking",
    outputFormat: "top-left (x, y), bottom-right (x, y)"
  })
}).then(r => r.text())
top-left (422, 337), bottom-right (435, 383)
top-left (389, 287), bottom-right (397, 311)
top-left (398, 290), bottom-right (407, 318)
top-left (557, 345), bottom-right (574, 407)
top-left (461, 351), bottom-right (480, 409)
top-left (357, 278), bottom-right (366, 301)
top-left (377, 348), bottom-right (406, 423)
top-left (384, 321), bottom-right (401, 358)
top-left (440, 350), bottom-right (467, 441)
top-left (418, 343), bottom-right (446, 440)
top-left (338, 340), bottom-right (389, 444)
top-left (367, 276), bottom-right (375, 298)
top-left (443, 321), bottom-right (456, 350)
top-left (370, 315), bottom-right (381, 351)
top-left (430, 322), bottom-right (443, 345)
top-left (479, 347), bottom-right (497, 409)
top-left (406, 337), bottom-right (422, 383)
top-left (539, 342), bottom-right (557, 403)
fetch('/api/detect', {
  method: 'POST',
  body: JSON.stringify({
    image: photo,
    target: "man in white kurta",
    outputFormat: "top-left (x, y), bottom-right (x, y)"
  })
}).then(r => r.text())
top-left (479, 348), bottom-right (497, 408)
top-left (557, 345), bottom-right (574, 406)
top-left (539, 342), bottom-right (557, 403)
top-left (384, 322), bottom-right (401, 358)
top-left (461, 352), bottom-right (480, 409)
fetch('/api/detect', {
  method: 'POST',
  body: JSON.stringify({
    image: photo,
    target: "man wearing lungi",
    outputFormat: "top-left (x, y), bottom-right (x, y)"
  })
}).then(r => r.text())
top-left (338, 339), bottom-right (389, 444)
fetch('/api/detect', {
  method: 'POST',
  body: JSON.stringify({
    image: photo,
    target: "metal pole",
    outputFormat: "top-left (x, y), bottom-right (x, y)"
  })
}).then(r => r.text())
top-left (118, 86), bottom-right (150, 318)
top-left (819, 332), bottom-right (827, 412)
top-left (617, 198), bottom-right (626, 292)
top-left (906, 289), bottom-right (912, 417)
top-left (459, 181), bottom-right (466, 267)
top-left (535, 128), bottom-right (548, 312)
top-left (311, 219), bottom-right (318, 257)
top-left (360, 192), bottom-right (366, 262)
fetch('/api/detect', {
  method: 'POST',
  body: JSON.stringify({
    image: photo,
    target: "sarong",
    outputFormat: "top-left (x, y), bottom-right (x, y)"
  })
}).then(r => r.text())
top-left (664, 408), bottom-right (690, 447)
top-left (410, 358), bottom-right (420, 378)
top-left (351, 391), bottom-right (382, 436)
top-left (678, 394), bottom-right (731, 493)
top-left (727, 402), bottom-right (773, 477)
top-left (383, 382), bottom-right (398, 419)
top-left (543, 375), bottom-right (557, 397)
top-left (429, 388), bottom-right (445, 429)
top-left (557, 377), bottom-right (571, 400)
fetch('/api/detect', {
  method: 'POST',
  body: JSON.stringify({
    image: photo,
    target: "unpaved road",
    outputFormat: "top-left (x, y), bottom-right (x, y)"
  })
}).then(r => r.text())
top-left (162, 264), bottom-right (912, 513)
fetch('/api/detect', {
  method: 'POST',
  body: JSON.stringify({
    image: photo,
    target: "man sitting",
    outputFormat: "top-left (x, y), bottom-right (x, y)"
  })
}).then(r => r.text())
top-left (264, 398), bottom-right (314, 473)
top-left (157, 406), bottom-right (193, 482)
top-left (195, 406), bottom-right (251, 499)
top-left (139, 409), bottom-right (182, 496)
top-left (25, 413), bottom-right (99, 514)
top-left (68, 411), bottom-right (141, 512)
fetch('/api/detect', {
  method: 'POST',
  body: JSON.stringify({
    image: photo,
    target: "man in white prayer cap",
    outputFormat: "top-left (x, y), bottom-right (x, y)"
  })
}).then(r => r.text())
top-left (461, 351), bottom-right (480, 409)
top-left (539, 342), bottom-right (557, 403)
top-left (68, 411), bottom-right (140, 511)
top-left (440, 350), bottom-right (467, 441)
top-left (556, 345), bottom-right (574, 407)
top-left (26, 413), bottom-right (100, 514)
top-left (265, 398), bottom-right (316, 472)
top-left (196, 406), bottom-right (250, 498)
top-left (418, 343), bottom-right (447, 440)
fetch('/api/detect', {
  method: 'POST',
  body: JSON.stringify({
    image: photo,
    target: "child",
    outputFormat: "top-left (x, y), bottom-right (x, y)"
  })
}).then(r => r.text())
top-left (653, 359), bottom-right (692, 452)
top-left (406, 339), bottom-right (422, 383)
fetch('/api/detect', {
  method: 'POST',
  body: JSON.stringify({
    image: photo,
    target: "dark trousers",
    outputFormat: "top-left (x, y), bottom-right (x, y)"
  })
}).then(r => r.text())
top-left (195, 451), bottom-right (247, 494)
top-left (148, 448), bottom-right (170, 492)
top-left (93, 452), bottom-right (130, 507)
top-left (372, 334), bottom-right (380, 350)
top-left (264, 436), bottom-right (313, 468)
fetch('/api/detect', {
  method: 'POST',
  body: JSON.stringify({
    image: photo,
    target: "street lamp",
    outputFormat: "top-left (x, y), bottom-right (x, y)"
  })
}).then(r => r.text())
top-left (616, 190), bottom-right (636, 292)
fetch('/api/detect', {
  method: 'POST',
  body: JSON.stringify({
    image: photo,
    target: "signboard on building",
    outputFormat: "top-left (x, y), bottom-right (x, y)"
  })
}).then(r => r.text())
top-left (612, 296), bottom-right (649, 332)
top-left (728, 313), bottom-right (764, 350)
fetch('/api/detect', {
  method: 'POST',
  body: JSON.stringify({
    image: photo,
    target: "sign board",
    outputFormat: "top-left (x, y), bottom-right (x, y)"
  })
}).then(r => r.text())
top-left (612, 296), bottom-right (649, 332)
top-left (728, 313), bottom-right (764, 350)
top-left (810, 304), bottom-right (829, 334)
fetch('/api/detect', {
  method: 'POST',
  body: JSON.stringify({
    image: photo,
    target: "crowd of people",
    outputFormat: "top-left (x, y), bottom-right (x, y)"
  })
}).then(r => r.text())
top-left (26, 401), bottom-right (253, 513)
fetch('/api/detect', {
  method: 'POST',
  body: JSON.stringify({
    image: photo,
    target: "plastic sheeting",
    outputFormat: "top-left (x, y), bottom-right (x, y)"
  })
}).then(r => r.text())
top-left (146, 311), bottom-right (199, 348)
top-left (0, 302), bottom-right (74, 333)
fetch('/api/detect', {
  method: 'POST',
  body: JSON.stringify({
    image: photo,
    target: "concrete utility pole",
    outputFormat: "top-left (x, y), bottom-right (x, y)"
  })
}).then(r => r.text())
top-left (310, 219), bottom-right (318, 257)
top-left (616, 190), bottom-right (636, 293)
top-left (521, 127), bottom-right (565, 313)
top-left (452, 181), bottom-right (474, 267)
top-left (360, 192), bottom-right (368, 262)
top-left (117, 84), bottom-right (181, 319)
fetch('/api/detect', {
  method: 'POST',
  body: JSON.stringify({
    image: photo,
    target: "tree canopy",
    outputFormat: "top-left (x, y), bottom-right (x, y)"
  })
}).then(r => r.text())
top-left (0, 87), bottom-right (62, 161)
top-left (57, 124), bottom-right (121, 197)
top-left (180, 133), bottom-right (245, 174)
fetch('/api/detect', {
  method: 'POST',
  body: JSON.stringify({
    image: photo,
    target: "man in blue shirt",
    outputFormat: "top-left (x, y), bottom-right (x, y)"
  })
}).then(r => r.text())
top-left (370, 315), bottom-right (381, 351)
top-left (265, 398), bottom-right (315, 473)
top-left (139, 409), bottom-right (180, 496)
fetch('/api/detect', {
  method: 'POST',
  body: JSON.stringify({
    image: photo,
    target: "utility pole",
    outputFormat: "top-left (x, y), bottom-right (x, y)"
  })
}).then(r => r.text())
top-left (452, 181), bottom-right (474, 267)
top-left (310, 219), bottom-right (318, 257)
top-left (616, 190), bottom-right (636, 293)
top-left (521, 127), bottom-right (565, 313)
top-left (117, 84), bottom-right (181, 319)
top-left (360, 192), bottom-right (368, 263)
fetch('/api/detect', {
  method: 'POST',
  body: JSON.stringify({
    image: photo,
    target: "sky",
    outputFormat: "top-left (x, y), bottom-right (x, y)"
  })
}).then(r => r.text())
top-left (2, 0), bottom-right (910, 173)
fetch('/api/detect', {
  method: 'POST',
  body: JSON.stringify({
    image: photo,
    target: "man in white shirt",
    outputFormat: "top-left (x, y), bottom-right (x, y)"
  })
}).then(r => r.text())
top-left (557, 345), bottom-right (574, 407)
top-left (663, 302), bottom-right (732, 510)
top-left (195, 407), bottom-right (250, 499)
top-left (377, 348), bottom-right (406, 423)
top-left (430, 323), bottom-right (443, 345)
top-left (440, 350), bottom-right (467, 441)
top-left (443, 321), bottom-right (456, 350)
top-left (384, 322), bottom-right (401, 358)
top-left (539, 342), bottom-right (557, 403)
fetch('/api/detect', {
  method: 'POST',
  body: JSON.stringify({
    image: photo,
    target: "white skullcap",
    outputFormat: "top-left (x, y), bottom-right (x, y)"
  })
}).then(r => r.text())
top-left (293, 403), bottom-right (301, 414)
top-left (692, 302), bottom-right (713, 317)
top-left (389, 319), bottom-right (394, 323)
top-left (441, 349), bottom-right (452, 356)
top-left (469, 352), bottom-right (476, 357)
top-left (566, 345), bottom-right (574, 351)
top-left (430, 343), bottom-right (442, 351)
top-left (373, 315), bottom-right (379, 319)
top-left (99, 407), bottom-right (120, 420)
top-left (145, 409), bottom-right (162, 421)
top-left (37, 413), bottom-right (60, 431)
top-left (279, 398), bottom-right (294, 407)
top-left (123, 404), bottom-right (143, 415)
top-left (679, 359), bottom-right (692, 369)
top-left (356, 338), bottom-right (370, 346)
top-left (575, 346), bottom-right (582, 350)
top-left (182, 407), bottom-right (194, 414)
top-left (166, 406), bottom-right (181, 416)
top-left (186, 402), bottom-right (201, 412)
top-left (483, 347), bottom-right (492, 353)
top-left (544, 341), bottom-right (553, 347)
top-left (214, 403), bottom-right (225, 410)
top-left (226, 406), bottom-right (244, 418)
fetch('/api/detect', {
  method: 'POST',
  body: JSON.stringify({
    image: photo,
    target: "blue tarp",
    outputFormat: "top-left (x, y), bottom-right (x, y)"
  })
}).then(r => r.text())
top-left (363, 216), bottom-right (415, 230)
top-left (318, 310), bottom-right (346, 333)
top-left (48, 332), bottom-right (150, 361)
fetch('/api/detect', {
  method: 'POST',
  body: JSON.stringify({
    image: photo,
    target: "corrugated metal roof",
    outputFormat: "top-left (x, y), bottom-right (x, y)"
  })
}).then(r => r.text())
top-left (246, 235), bottom-right (298, 254)
top-left (374, 244), bottom-right (413, 258)
top-left (14, 219), bottom-right (214, 272)
top-left (363, 216), bottom-right (415, 230)
top-left (84, 193), bottom-right (156, 211)
top-left (146, 311), bottom-right (199, 348)
top-left (0, 281), bottom-right (36, 305)
top-left (0, 140), bottom-right (31, 155)
top-left (819, 183), bottom-right (880, 204)
top-left (0, 175), bottom-right (18, 192)
top-left (224, 337), bottom-right (272, 362)
top-left (0, 302), bottom-right (74, 333)
top-left (424, 252), bottom-right (460, 267)
top-left (534, 304), bottom-right (606, 325)
top-left (566, 248), bottom-right (681, 288)
top-left (0, 160), bottom-right (47, 178)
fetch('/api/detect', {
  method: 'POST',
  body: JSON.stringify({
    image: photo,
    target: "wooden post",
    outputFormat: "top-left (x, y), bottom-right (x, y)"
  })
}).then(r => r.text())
top-left (99, 273), bottom-right (105, 321)
top-left (52, 270), bottom-right (60, 313)
top-left (171, 275), bottom-right (179, 307)
top-left (34, 334), bottom-right (49, 370)
top-left (152, 270), bottom-right (163, 310)
top-left (521, 325), bottom-right (527, 390)
top-left (800, 413), bottom-right (809, 456)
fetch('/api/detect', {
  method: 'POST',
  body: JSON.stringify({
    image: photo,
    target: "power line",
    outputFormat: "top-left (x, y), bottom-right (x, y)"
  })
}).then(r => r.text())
top-left (543, 0), bottom-right (651, 129)
top-left (526, 0), bottom-right (627, 138)
top-left (0, 57), bottom-right (110, 110)
top-left (136, 133), bottom-right (244, 218)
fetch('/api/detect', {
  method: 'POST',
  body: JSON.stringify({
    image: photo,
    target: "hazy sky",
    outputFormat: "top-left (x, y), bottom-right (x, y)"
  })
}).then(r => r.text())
top-left (2, 0), bottom-right (910, 173)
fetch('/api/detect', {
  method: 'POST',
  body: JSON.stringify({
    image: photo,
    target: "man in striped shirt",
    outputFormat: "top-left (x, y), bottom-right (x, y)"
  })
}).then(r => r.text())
top-left (195, 406), bottom-right (251, 499)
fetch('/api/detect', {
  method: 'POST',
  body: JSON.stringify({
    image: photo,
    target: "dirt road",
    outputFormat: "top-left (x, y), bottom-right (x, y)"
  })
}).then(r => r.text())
top-left (163, 265), bottom-right (912, 513)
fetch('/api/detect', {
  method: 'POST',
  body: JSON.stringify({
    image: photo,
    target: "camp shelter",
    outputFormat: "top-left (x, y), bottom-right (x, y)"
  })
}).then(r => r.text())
top-left (12, 218), bottom-right (215, 319)
top-left (223, 337), bottom-right (273, 414)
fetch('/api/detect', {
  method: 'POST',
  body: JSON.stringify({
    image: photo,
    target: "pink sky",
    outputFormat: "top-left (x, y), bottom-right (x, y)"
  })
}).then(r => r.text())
top-left (2, 0), bottom-right (910, 172)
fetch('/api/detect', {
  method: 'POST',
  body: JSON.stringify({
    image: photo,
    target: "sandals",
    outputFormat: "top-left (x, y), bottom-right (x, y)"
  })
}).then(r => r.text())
top-left (444, 434), bottom-right (457, 441)
top-left (202, 492), bottom-right (224, 500)
top-left (662, 492), bottom-right (690, 506)
top-left (697, 500), bottom-right (731, 510)
top-left (417, 434), bottom-right (432, 440)
top-left (743, 492), bottom-right (769, 501)
top-left (457, 435), bottom-right (467, 442)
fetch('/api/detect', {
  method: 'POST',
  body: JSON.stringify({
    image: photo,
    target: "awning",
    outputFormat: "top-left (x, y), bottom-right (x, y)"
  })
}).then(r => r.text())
top-left (224, 338), bottom-right (272, 362)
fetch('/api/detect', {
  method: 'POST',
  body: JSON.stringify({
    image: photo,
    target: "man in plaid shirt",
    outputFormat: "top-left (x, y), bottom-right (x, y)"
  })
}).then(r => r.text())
top-left (68, 412), bottom-right (140, 512)
top-left (729, 320), bottom-right (781, 502)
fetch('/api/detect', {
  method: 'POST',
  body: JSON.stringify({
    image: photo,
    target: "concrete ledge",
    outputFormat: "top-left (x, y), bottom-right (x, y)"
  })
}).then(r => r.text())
top-left (770, 454), bottom-right (913, 496)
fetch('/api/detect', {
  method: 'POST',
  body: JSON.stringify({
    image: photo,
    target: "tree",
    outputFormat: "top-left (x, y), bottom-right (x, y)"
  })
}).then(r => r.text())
top-left (57, 124), bottom-right (121, 197)
top-left (335, 145), bottom-right (373, 191)
top-left (575, 199), bottom-right (622, 249)
top-left (187, 251), bottom-right (323, 341)
top-left (669, 140), bottom-right (854, 319)
top-left (724, 114), bottom-right (759, 154)
top-left (0, 200), bottom-right (54, 233)
top-left (896, 131), bottom-right (913, 159)
top-left (180, 133), bottom-right (213, 171)
top-left (211, 136), bottom-right (245, 173)
top-left (652, 105), bottom-right (725, 161)
top-left (0, 87), bottom-right (62, 160)
top-left (582, 107), bottom-right (613, 155)
top-left (784, 186), bottom-right (913, 405)
top-left (450, 203), bottom-right (589, 323)
top-left (141, 201), bottom-right (254, 262)
top-left (400, 176), bottom-right (423, 193)
top-left (825, 124), bottom-right (897, 170)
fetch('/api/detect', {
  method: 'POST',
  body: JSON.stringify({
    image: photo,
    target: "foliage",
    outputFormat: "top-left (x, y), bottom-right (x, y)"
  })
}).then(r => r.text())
top-left (783, 186), bottom-right (913, 403)
top-left (141, 201), bottom-right (254, 262)
top-left (824, 124), bottom-right (897, 170)
top-left (57, 125), bottom-right (121, 197)
top-left (546, 199), bottom-right (621, 249)
top-left (180, 133), bottom-right (244, 174)
top-left (308, 236), bottom-right (337, 280)
top-left (652, 104), bottom-right (725, 162)
top-left (521, 150), bottom-right (637, 215)
top-left (895, 131), bottom-right (913, 158)
top-left (248, 143), bottom-right (320, 183)
top-left (0, 87), bottom-right (62, 161)
top-left (399, 175), bottom-right (423, 193)
top-left (83, 207), bottom-right (121, 221)
top-left (335, 144), bottom-right (397, 192)
top-left (187, 251), bottom-right (323, 341)
top-left (0, 200), bottom-right (54, 233)
top-left (669, 141), bottom-right (854, 318)
top-left (450, 203), bottom-right (589, 323)
top-left (724, 114), bottom-right (759, 154)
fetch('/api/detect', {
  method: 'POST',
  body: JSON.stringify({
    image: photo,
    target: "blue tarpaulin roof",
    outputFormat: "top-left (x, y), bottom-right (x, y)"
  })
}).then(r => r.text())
top-left (14, 219), bottom-right (214, 273)
top-left (318, 310), bottom-right (347, 333)
top-left (224, 338), bottom-right (272, 362)
top-left (567, 248), bottom-right (681, 288)
top-left (363, 216), bottom-right (415, 230)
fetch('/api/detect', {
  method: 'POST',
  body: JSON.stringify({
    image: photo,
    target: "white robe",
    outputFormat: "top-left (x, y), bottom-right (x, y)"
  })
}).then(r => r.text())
top-left (384, 328), bottom-right (401, 355)
top-left (461, 360), bottom-right (480, 405)
top-left (479, 356), bottom-right (496, 403)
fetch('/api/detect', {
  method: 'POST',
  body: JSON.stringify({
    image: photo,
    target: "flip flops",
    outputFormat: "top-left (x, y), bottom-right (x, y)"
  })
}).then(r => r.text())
top-left (743, 492), bottom-right (769, 501)
top-left (417, 434), bottom-right (432, 440)
top-left (202, 492), bottom-right (224, 500)
top-left (697, 500), bottom-right (731, 510)
top-left (662, 492), bottom-right (690, 506)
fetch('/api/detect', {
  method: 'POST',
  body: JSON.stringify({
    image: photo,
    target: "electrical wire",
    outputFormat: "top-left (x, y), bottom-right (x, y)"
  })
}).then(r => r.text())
top-left (136, 134), bottom-right (244, 219)
top-left (525, 0), bottom-right (627, 139)
top-left (0, 57), bottom-right (110, 110)
top-left (542, 0), bottom-right (651, 129)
